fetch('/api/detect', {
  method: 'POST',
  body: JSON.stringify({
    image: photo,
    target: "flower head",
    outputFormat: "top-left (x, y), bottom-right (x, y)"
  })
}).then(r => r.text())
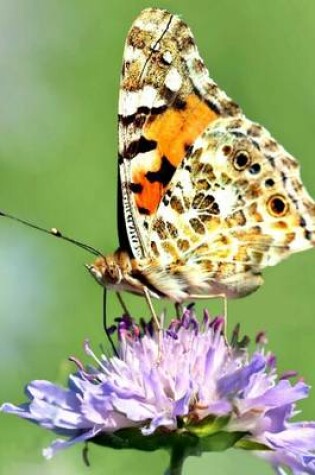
top-left (2, 309), bottom-right (315, 474)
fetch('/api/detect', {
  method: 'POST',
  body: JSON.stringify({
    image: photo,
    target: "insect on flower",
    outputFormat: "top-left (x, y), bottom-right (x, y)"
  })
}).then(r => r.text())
top-left (1, 8), bottom-right (315, 329)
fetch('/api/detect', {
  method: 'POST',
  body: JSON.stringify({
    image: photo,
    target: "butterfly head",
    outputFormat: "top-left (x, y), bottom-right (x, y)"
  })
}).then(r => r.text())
top-left (87, 255), bottom-right (123, 289)
top-left (86, 250), bottom-right (145, 294)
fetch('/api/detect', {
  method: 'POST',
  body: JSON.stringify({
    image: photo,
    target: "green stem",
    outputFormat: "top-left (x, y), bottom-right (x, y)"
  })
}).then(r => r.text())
top-left (164, 445), bottom-right (187, 475)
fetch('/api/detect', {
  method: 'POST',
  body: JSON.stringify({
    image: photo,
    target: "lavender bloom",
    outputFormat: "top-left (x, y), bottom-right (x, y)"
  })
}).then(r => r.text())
top-left (2, 310), bottom-right (315, 474)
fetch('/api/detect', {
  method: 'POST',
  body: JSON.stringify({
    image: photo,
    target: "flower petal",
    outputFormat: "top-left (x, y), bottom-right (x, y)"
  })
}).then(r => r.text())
top-left (217, 353), bottom-right (265, 397)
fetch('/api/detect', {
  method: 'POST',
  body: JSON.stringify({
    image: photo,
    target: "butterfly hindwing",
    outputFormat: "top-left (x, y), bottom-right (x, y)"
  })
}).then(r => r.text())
top-left (149, 116), bottom-right (315, 296)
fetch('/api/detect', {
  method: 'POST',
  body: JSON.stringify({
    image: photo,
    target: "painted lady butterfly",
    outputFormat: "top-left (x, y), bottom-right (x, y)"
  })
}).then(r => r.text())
top-left (87, 8), bottom-right (315, 314)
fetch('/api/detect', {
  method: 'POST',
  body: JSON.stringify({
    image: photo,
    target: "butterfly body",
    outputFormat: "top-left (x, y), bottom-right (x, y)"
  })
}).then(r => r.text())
top-left (88, 8), bottom-right (315, 303)
top-left (88, 248), bottom-right (263, 303)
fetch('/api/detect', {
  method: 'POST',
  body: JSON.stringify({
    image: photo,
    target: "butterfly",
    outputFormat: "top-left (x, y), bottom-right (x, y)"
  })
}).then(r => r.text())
top-left (86, 7), bottom-right (315, 317)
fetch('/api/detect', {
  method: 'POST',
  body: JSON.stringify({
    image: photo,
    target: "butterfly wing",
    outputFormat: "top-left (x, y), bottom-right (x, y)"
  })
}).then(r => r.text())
top-left (118, 8), bottom-right (241, 260)
top-left (118, 8), bottom-right (315, 301)
top-left (148, 116), bottom-right (315, 297)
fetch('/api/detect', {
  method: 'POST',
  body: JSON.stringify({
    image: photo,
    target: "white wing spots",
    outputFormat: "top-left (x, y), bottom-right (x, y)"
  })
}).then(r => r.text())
top-left (119, 90), bottom-right (141, 116)
top-left (215, 148), bottom-right (231, 166)
top-left (192, 136), bottom-right (207, 151)
top-left (131, 149), bottom-right (159, 179)
top-left (141, 85), bottom-right (161, 108)
top-left (134, 19), bottom-right (165, 32)
top-left (162, 50), bottom-right (173, 64)
top-left (199, 145), bottom-right (229, 166)
top-left (164, 67), bottom-right (182, 92)
top-left (119, 85), bottom-right (165, 116)
top-left (124, 45), bottom-right (144, 63)
top-left (177, 168), bottom-right (194, 195)
top-left (157, 202), bottom-right (176, 224)
top-left (212, 187), bottom-right (238, 219)
top-left (150, 41), bottom-right (160, 52)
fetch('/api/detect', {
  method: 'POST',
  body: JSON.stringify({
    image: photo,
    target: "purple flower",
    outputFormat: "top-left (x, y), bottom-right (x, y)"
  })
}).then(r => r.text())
top-left (2, 310), bottom-right (315, 474)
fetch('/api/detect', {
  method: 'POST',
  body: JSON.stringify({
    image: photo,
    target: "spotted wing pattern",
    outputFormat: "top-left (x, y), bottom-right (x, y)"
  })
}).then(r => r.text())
top-left (118, 8), bottom-right (240, 260)
top-left (118, 8), bottom-right (315, 301)
top-left (146, 117), bottom-right (315, 299)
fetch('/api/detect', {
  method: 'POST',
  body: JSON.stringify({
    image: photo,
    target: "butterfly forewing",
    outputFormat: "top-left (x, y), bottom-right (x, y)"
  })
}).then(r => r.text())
top-left (118, 8), bottom-right (241, 261)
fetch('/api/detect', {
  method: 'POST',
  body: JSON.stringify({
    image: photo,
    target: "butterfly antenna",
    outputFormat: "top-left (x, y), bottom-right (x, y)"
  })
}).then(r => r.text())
top-left (0, 210), bottom-right (103, 258)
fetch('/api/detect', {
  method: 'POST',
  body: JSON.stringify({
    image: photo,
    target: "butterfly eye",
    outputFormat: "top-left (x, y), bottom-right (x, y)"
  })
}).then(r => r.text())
top-left (267, 195), bottom-right (288, 217)
top-left (233, 150), bottom-right (251, 170)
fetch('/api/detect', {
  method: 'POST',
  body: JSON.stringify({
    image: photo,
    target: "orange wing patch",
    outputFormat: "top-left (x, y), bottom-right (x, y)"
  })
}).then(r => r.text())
top-left (131, 94), bottom-right (218, 215)
top-left (146, 94), bottom-right (218, 168)
top-left (132, 170), bottom-right (164, 215)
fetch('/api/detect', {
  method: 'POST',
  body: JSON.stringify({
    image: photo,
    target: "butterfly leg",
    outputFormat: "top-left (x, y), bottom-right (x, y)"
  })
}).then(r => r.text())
top-left (143, 287), bottom-right (164, 362)
top-left (143, 287), bottom-right (161, 331)
top-left (116, 292), bottom-right (130, 316)
top-left (122, 273), bottom-right (161, 329)
top-left (188, 293), bottom-right (228, 334)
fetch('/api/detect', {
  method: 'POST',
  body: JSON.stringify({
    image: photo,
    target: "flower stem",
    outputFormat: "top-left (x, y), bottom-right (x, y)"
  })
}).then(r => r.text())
top-left (164, 446), bottom-right (187, 475)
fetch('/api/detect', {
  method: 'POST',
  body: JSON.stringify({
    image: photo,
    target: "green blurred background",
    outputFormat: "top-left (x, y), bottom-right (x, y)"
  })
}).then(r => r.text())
top-left (1, 0), bottom-right (315, 473)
